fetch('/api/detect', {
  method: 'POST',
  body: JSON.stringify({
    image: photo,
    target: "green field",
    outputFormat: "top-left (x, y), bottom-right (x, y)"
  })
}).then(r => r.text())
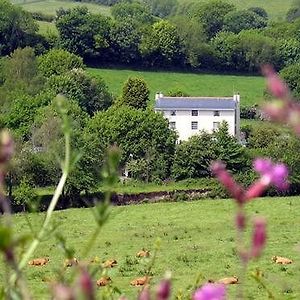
top-left (37, 20), bottom-right (58, 35)
top-left (180, 0), bottom-right (293, 20)
top-left (88, 68), bottom-right (265, 106)
top-left (12, 0), bottom-right (111, 16)
top-left (6, 196), bottom-right (300, 298)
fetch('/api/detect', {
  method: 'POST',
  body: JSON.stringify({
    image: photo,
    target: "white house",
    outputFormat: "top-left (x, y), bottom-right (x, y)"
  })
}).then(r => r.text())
top-left (154, 93), bottom-right (240, 141)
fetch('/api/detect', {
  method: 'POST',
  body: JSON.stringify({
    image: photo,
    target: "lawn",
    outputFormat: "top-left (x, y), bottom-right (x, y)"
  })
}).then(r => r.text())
top-left (12, 0), bottom-right (111, 16)
top-left (37, 20), bottom-right (58, 36)
top-left (88, 68), bottom-right (266, 107)
top-left (5, 196), bottom-right (300, 299)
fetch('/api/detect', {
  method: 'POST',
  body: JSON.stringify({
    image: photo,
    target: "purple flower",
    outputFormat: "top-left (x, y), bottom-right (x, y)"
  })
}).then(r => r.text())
top-left (253, 158), bottom-right (289, 190)
top-left (193, 284), bottom-right (226, 300)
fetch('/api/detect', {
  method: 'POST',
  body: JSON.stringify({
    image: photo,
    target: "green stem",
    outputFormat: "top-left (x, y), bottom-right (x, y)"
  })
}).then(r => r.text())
top-left (10, 132), bottom-right (70, 284)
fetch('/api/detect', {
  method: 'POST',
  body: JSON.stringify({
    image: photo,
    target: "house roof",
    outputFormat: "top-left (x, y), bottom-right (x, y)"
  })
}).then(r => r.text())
top-left (155, 97), bottom-right (236, 110)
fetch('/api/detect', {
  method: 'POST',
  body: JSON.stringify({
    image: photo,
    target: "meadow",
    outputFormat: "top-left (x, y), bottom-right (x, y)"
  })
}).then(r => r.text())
top-left (11, 0), bottom-right (111, 16)
top-left (6, 196), bottom-right (300, 299)
top-left (88, 68), bottom-right (265, 107)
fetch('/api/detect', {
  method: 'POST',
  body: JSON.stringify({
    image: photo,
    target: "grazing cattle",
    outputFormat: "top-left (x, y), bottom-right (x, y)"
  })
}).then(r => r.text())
top-left (28, 258), bottom-right (49, 266)
top-left (217, 276), bottom-right (238, 285)
top-left (136, 250), bottom-right (150, 258)
top-left (102, 259), bottom-right (117, 268)
top-left (272, 256), bottom-right (293, 264)
top-left (130, 276), bottom-right (149, 286)
top-left (64, 258), bottom-right (78, 267)
top-left (96, 276), bottom-right (112, 287)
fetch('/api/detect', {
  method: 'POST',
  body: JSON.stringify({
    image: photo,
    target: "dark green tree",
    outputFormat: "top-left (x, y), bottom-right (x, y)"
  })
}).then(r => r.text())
top-left (0, 0), bottom-right (38, 55)
top-left (142, 0), bottom-right (178, 18)
top-left (120, 77), bottom-right (149, 109)
top-left (56, 7), bottom-right (111, 58)
top-left (38, 49), bottom-right (84, 77)
top-left (46, 69), bottom-right (113, 115)
top-left (280, 63), bottom-right (300, 99)
top-left (223, 9), bottom-right (267, 34)
top-left (248, 7), bottom-right (268, 19)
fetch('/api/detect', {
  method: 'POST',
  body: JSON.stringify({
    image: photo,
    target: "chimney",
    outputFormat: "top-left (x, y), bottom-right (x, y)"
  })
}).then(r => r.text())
top-left (155, 92), bottom-right (160, 100)
top-left (233, 93), bottom-right (240, 142)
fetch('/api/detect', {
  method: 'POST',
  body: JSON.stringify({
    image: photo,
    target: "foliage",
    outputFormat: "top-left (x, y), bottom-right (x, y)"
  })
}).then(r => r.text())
top-left (38, 48), bottom-right (84, 77)
top-left (86, 105), bottom-right (177, 181)
top-left (142, 0), bottom-right (178, 18)
top-left (12, 177), bottom-right (37, 207)
top-left (139, 20), bottom-right (183, 66)
top-left (120, 77), bottom-right (149, 110)
top-left (192, 0), bottom-right (236, 39)
top-left (46, 69), bottom-right (113, 115)
top-left (56, 7), bottom-right (111, 58)
top-left (278, 38), bottom-right (300, 67)
top-left (248, 7), bottom-right (268, 19)
top-left (280, 63), bottom-right (300, 99)
top-left (111, 1), bottom-right (153, 24)
top-left (0, 0), bottom-right (38, 55)
top-left (223, 9), bottom-right (267, 34)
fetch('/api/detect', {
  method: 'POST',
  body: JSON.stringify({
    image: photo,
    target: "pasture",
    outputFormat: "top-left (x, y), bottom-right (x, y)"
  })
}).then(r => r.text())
top-left (6, 196), bottom-right (300, 299)
top-left (88, 68), bottom-right (265, 106)
top-left (11, 0), bottom-right (111, 16)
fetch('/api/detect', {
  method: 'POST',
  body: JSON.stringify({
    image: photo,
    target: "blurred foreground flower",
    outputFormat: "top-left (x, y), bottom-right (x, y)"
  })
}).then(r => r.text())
top-left (193, 283), bottom-right (226, 300)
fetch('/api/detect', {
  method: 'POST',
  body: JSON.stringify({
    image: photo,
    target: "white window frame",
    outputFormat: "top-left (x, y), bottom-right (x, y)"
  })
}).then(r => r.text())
top-left (169, 121), bottom-right (176, 130)
top-left (213, 121), bottom-right (220, 131)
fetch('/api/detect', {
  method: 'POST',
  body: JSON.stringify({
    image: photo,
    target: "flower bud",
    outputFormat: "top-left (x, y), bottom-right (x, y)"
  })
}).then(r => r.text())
top-left (193, 283), bottom-right (226, 300)
top-left (79, 269), bottom-right (94, 300)
top-left (156, 279), bottom-right (171, 300)
top-left (235, 211), bottom-right (246, 230)
top-left (251, 217), bottom-right (267, 258)
top-left (0, 130), bottom-right (13, 164)
top-left (138, 286), bottom-right (150, 300)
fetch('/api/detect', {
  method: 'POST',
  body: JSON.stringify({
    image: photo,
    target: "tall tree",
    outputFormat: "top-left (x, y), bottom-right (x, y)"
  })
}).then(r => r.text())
top-left (0, 0), bottom-right (38, 55)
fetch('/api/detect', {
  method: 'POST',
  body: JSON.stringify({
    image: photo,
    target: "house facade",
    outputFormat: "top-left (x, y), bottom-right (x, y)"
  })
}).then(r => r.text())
top-left (154, 93), bottom-right (240, 141)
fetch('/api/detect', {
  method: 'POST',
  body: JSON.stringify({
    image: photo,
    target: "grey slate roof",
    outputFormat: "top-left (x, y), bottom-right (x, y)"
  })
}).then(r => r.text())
top-left (155, 97), bottom-right (236, 110)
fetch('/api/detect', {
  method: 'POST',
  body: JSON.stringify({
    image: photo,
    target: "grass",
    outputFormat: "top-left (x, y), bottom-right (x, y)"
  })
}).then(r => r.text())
top-left (3, 196), bottom-right (300, 298)
top-left (179, 0), bottom-right (293, 21)
top-left (88, 67), bottom-right (266, 106)
top-left (12, 0), bottom-right (111, 16)
top-left (37, 20), bottom-right (58, 36)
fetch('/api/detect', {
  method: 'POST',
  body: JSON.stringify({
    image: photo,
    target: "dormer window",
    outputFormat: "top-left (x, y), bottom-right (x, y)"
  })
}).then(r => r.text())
top-left (191, 110), bottom-right (198, 116)
top-left (214, 110), bottom-right (220, 116)
top-left (171, 110), bottom-right (176, 116)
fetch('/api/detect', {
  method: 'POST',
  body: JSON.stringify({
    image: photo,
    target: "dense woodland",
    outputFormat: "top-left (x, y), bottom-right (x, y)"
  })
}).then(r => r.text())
top-left (1, 0), bottom-right (300, 203)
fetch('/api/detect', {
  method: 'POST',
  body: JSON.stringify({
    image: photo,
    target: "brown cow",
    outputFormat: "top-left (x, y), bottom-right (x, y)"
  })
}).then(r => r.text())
top-left (272, 256), bottom-right (293, 264)
top-left (28, 258), bottom-right (49, 266)
top-left (136, 250), bottom-right (150, 258)
top-left (217, 276), bottom-right (239, 285)
top-left (96, 276), bottom-right (112, 287)
top-left (102, 259), bottom-right (117, 268)
top-left (130, 276), bottom-right (150, 286)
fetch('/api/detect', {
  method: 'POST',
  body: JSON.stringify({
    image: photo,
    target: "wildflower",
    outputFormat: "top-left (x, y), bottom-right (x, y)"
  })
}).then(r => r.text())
top-left (253, 158), bottom-right (289, 190)
top-left (138, 286), bottom-right (150, 300)
top-left (193, 283), bottom-right (226, 300)
top-left (251, 217), bottom-right (267, 258)
top-left (0, 130), bottom-right (13, 164)
top-left (262, 65), bottom-right (289, 99)
top-left (156, 278), bottom-right (171, 300)
top-left (79, 269), bottom-right (94, 300)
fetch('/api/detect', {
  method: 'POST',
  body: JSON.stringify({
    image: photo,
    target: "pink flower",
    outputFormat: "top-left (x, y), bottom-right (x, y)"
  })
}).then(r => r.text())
top-left (262, 65), bottom-right (289, 99)
top-left (253, 158), bottom-right (289, 190)
top-left (193, 284), bottom-right (226, 300)
top-left (251, 217), bottom-right (267, 258)
top-left (156, 279), bottom-right (171, 300)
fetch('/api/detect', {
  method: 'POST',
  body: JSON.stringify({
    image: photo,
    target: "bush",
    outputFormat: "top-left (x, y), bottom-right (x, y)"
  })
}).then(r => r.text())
top-left (13, 178), bottom-right (38, 210)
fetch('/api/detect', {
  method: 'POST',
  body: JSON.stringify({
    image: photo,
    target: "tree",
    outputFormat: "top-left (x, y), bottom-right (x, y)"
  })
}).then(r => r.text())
top-left (280, 63), bottom-right (300, 99)
top-left (278, 38), bottom-right (300, 67)
top-left (171, 132), bottom-right (216, 180)
top-left (56, 7), bottom-right (111, 58)
top-left (223, 9), bottom-right (267, 34)
top-left (86, 106), bottom-right (177, 181)
top-left (109, 20), bottom-right (142, 64)
top-left (142, 0), bottom-right (178, 18)
top-left (248, 7), bottom-right (268, 19)
top-left (46, 69), bottom-right (113, 115)
top-left (139, 20), bottom-right (183, 66)
top-left (192, 0), bottom-right (236, 39)
top-left (119, 77), bottom-right (149, 109)
top-left (111, 1), bottom-right (153, 24)
top-left (0, 0), bottom-right (38, 55)
top-left (38, 49), bottom-right (84, 77)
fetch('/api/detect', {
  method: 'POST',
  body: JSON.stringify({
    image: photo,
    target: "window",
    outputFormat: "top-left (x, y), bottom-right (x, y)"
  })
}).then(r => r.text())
top-left (171, 110), bottom-right (176, 116)
top-left (213, 122), bottom-right (220, 131)
top-left (191, 110), bottom-right (198, 116)
top-left (214, 110), bottom-right (220, 116)
top-left (191, 121), bottom-right (198, 130)
top-left (169, 121), bottom-right (176, 130)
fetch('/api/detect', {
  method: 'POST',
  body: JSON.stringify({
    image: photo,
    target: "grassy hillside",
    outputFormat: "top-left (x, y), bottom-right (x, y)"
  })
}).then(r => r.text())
top-left (37, 20), bottom-right (58, 35)
top-left (88, 68), bottom-right (265, 106)
top-left (12, 0), bottom-right (111, 16)
top-left (179, 0), bottom-right (293, 20)
top-left (5, 196), bottom-right (300, 298)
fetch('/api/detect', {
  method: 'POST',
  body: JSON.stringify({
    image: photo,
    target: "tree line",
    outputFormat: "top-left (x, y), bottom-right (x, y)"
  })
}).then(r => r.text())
top-left (3, 0), bottom-right (300, 72)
